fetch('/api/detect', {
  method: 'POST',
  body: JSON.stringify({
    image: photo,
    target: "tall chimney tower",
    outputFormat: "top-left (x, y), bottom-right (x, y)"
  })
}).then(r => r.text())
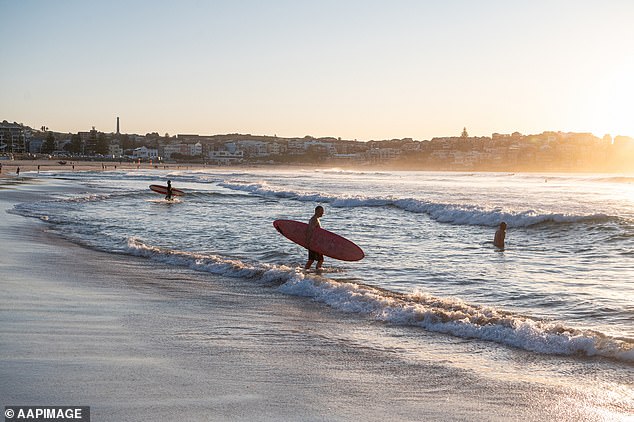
top-left (116, 117), bottom-right (120, 134)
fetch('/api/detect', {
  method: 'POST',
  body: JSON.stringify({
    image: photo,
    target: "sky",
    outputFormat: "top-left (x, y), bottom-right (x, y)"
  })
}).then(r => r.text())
top-left (1, 0), bottom-right (633, 141)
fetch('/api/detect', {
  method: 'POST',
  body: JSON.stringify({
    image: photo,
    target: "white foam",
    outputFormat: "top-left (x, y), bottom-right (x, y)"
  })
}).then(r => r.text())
top-left (125, 238), bottom-right (633, 362)
top-left (126, 237), bottom-right (303, 284)
top-left (279, 277), bottom-right (633, 361)
top-left (218, 181), bottom-right (612, 228)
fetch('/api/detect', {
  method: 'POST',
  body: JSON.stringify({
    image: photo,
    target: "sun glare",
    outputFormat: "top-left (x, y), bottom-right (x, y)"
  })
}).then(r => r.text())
top-left (591, 65), bottom-right (634, 138)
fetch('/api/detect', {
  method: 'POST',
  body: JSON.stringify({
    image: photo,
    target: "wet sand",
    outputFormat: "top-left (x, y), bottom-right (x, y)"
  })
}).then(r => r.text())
top-left (0, 178), bottom-right (625, 421)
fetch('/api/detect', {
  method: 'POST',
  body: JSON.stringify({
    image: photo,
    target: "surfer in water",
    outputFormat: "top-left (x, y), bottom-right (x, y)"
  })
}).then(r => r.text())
top-left (305, 205), bottom-right (325, 271)
top-left (494, 221), bottom-right (507, 249)
top-left (165, 180), bottom-right (173, 201)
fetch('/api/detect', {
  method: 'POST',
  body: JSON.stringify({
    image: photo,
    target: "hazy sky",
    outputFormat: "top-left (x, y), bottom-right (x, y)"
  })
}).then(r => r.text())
top-left (1, 0), bottom-right (633, 140)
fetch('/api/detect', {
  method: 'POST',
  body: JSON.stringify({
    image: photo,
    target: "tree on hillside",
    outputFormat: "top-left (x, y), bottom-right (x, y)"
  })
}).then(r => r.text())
top-left (95, 133), bottom-right (109, 155)
top-left (120, 134), bottom-right (133, 151)
top-left (66, 133), bottom-right (83, 154)
top-left (42, 133), bottom-right (56, 154)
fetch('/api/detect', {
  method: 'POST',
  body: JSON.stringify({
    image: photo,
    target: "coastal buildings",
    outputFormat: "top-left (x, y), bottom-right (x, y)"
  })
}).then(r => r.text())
top-left (161, 142), bottom-right (202, 159)
top-left (78, 127), bottom-right (99, 155)
top-left (0, 121), bottom-right (29, 154)
top-left (132, 146), bottom-right (159, 160)
top-left (109, 143), bottom-right (124, 158)
top-left (1, 119), bottom-right (633, 172)
top-left (208, 150), bottom-right (244, 165)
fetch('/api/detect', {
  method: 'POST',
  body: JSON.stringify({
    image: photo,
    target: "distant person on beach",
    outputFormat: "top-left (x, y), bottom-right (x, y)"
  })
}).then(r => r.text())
top-left (165, 180), bottom-right (173, 201)
top-left (0, 163), bottom-right (3, 173)
top-left (305, 205), bottom-right (325, 271)
top-left (494, 222), bottom-right (507, 248)
top-left (16, 166), bottom-right (20, 176)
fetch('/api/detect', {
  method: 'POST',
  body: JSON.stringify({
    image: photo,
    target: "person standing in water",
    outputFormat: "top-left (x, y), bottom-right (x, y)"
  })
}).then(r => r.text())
top-left (305, 205), bottom-right (325, 271)
top-left (165, 180), bottom-right (173, 201)
top-left (494, 222), bottom-right (507, 248)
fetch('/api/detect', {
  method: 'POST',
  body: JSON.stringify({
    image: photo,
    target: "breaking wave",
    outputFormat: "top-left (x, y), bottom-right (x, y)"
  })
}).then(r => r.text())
top-left (218, 181), bottom-right (613, 228)
top-left (126, 238), bottom-right (633, 363)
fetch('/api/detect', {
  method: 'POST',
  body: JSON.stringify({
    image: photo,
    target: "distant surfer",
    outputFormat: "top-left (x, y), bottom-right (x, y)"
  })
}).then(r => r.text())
top-left (305, 206), bottom-right (325, 271)
top-left (165, 180), bottom-right (173, 201)
top-left (494, 222), bottom-right (507, 248)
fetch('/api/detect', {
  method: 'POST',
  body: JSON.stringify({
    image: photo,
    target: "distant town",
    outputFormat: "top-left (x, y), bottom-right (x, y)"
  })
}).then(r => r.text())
top-left (1, 118), bottom-right (633, 172)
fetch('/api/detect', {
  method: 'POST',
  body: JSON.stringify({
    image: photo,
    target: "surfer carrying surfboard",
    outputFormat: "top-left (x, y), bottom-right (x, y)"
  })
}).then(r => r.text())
top-left (305, 206), bottom-right (325, 270)
top-left (165, 180), bottom-right (173, 201)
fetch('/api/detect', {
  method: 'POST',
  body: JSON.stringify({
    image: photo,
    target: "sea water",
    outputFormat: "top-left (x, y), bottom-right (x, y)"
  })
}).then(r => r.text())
top-left (9, 168), bottom-right (634, 413)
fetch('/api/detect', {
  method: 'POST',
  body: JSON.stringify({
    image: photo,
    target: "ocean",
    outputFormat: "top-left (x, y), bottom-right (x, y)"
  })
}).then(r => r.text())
top-left (8, 167), bottom-right (633, 416)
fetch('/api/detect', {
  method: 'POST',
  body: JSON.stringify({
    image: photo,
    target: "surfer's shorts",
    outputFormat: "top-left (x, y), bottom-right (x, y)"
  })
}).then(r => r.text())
top-left (308, 249), bottom-right (323, 261)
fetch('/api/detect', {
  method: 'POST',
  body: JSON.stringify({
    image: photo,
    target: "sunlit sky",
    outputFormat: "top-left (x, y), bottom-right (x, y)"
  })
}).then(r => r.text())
top-left (1, 0), bottom-right (633, 140)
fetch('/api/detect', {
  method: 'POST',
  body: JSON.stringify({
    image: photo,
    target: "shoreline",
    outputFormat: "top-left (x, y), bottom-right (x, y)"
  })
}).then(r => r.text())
top-left (0, 180), bottom-right (481, 421)
top-left (1, 177), bottom-right (631, 421)
top-left (0, 159), bottom-right (211, 178)
top-left (1, 159), bottom-right (632, 179)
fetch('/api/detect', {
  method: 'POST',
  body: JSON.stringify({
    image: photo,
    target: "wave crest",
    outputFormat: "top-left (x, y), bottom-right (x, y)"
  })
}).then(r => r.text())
top-left (219, 181), bottom-right (613, 228)
top-left (126, 238), bottom-right (633, 362)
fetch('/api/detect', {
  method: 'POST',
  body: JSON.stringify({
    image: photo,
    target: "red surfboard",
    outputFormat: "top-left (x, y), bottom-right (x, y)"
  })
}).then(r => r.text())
top-left (273, 219), bottom-right (364, 261)
top-left (149, 184), bottom-right (185, 196)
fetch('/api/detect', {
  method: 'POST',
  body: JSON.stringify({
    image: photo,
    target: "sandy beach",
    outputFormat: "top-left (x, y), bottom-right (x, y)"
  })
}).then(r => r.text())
top-left (1, 173), bottom-right (631, 421)
top-left (0, 159), bottom-right (214, 179)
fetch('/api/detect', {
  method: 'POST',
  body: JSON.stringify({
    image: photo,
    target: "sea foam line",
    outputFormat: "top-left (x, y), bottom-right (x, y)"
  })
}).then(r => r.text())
top-left (218, 181), bottom-right (612, 228)
top-left (126, 238), bottom-right (633, 362)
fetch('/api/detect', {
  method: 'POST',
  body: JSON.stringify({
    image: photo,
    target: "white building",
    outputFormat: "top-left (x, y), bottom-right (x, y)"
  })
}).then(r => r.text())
top-left (132, 146), bottom-right (159, 159)
top-left (109, 143), bottom-right (124, 158)
top-left (235, 140), bottom-right (269, 157)
top-left (161, 142), bottom-right (202, 159)
top-left (0, 121), bottom-right (29, 153)
top-left (162, 144), bottom-right (182, 159)
top-left (189, 142), bottom-right (203, 156)
top-left (208, 150), bottom-right (244, 165)
top-left (287, 139), bottom-right (306, 152)
top-left (367, 147), bottom-right (401, 162)
top-left (268, 142), bottom-right (287, 155)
